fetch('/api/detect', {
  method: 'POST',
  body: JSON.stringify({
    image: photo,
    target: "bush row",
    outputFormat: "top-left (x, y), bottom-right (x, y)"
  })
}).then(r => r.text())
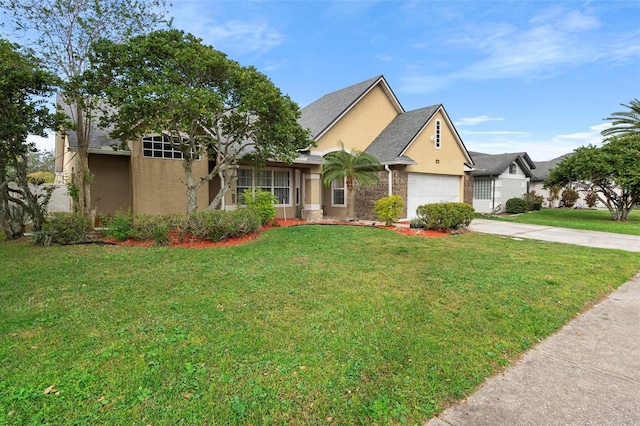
top-left (505, 191), bottom-right (544, 214)
top-left (413, 202), bottom-right (474, 230)
top-left (32, 208), bottom-right (263, 246)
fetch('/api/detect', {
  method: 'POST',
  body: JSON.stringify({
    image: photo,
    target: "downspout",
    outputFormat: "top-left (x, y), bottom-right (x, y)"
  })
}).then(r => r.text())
top-left (491, 176), bottom-right (496, 211)
top-left (384, 165), bottom-right (392, 196)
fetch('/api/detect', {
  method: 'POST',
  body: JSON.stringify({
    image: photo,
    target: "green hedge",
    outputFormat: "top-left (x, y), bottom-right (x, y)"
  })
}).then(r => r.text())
top-left (32, 213), bottom-right (92, 246)
top-left (505, 197), bottom-right (527, 214)
top-left (415, 202), bottom-right (474, 230)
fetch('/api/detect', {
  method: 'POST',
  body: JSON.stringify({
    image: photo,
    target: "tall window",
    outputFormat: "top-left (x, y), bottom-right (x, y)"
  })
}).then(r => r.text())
top-left (435, 119), bottom-right (441, 149)
top-left (236, 168), bottom-right (291, 205)
top-left (331, 178), bottom-right (345, 206)
top-left (474, 178), bottom-right (492, 200)
top-left (142, 134), bottom-right (199, 160)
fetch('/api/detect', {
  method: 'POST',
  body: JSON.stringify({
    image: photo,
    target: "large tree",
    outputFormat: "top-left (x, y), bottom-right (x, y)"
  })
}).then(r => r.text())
top-left (544, 134), bottom-right (640, 221)
top-left (0, 0), bottom-right (169, 219)
top-left (86, 29), bottom-right (311, 213)
top-left (601, 99), bottom-right (640, 139)
top-left (0, 39), bottom-right (60, 238)
top-left (322, 145), bottom-right (381, 219)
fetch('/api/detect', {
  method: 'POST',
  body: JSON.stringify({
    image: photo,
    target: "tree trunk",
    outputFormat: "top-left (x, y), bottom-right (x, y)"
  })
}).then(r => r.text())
top-left (184, 159), bottom-right (198, 214)
top-left (73, 103), bottom-right (92, 220)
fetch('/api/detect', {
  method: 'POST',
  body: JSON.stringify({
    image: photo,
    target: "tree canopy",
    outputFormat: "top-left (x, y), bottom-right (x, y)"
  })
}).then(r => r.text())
top-left (544, 134), bottom-right (640, 221)
top-left (601, 98), bottom-right (640, 139)
top-left (86, 29), bottom-right (312, 213)
top-left (322, 145), bottom-right (381, 218)
top-left (0, 0), bottom-right (169, 218)
top-left (0, 38), bottom-right (61, 238)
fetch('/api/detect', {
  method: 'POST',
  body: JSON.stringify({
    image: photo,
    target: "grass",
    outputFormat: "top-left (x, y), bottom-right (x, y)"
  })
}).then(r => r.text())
top-left (2, 225), bottom-right (640, 425)
top-left (479, 208), bottom-right (640, 235)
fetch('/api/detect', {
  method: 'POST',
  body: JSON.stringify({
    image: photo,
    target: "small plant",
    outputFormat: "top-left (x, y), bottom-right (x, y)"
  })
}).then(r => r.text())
top-left (242, 188), bottom-right (277, 225)
top-left (584, 191), bottom-right (598, 208)
top-left (128, 214), bottom-right (177, 246)
top-left (373, 195), bottom-right (404, 226)
top-left (32, 213), bottom-right (92, 246)
top-left (101, 209), bottom-right (133, 241)
top-left (505, 197), bottom-right (527, 214)
top-left (524, 191), bottom-right (543, 211)
top-left (415, 202), bottom-right (474, 230)
top-left (561, 188), bottom-right (580, 208)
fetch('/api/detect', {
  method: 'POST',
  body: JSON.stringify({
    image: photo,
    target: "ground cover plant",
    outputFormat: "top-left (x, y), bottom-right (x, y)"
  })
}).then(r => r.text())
top-left (2, 226), bottom-right (640, 424)
top-left (482, 208), bottom-right (640, 236)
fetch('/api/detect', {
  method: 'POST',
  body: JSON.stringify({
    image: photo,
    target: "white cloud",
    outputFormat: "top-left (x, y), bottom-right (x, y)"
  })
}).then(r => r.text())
top-left (373, 54), bottom-right (393, 62)
top-left (205, 20), bottom-right (284, 55)
top-left (455, 116), bottom-right (505, 126)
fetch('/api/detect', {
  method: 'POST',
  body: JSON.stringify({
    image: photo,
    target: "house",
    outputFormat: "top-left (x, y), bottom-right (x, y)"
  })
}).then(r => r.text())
top-left (470, 151), bottom-right (536, 213)
top-left (530, 154), bottom-right (571, 208)
top-left (55, 75), bottom-right (474, 220)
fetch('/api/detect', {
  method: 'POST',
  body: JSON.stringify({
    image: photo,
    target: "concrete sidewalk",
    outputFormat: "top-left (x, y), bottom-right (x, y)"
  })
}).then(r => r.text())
top-left (426, 221), bottom-right (640, 425)
top-left (426, 272), bottom-right (640, 426)
top-left (468, 218), bottom-right (640, 252)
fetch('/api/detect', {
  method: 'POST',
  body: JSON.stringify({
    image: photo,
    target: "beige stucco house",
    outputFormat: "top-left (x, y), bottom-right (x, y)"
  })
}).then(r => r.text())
top-left (55, 75), bottom-right (474, 220)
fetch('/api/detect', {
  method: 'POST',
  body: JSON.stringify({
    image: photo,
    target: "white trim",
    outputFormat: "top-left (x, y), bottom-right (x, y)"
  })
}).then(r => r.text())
top-left (236, 166), bottom-right (293, 207)
top-left (331, 177), bottom-right (346, 207)
top-left (304, 204), bottom-right (321, 210)
top-left (306, 173), bottom-right (321, 180)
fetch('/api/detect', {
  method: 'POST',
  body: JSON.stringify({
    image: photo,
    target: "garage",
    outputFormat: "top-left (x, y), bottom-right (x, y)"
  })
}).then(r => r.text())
top-left (406, 173), bottom-right (460, 218)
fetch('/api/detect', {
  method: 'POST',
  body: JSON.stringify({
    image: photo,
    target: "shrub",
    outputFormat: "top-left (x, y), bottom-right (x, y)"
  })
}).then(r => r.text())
top-left (373, 195), bottom-right (404, 226)
top-left (561, 188), bottom-right (580, 208)
top-left (185, 209), bottom-right (261, 242)
top-left (415, 202), bottom-right (474, 230)
top-left (505, 197), bottom-right (527, 214)
top-left (242, 188), bottom-right (277, 225)
top-left (128, 214), bottom-right (177, 246)
top-left (100, 209), bottom-right (133, 241)
top-left (584, 191), bottom-right (598, 208)
top-left (32, 213), bottom-right (92, 246)
top-left (0, 229), bottom-right (6, 243)
top-left (524, 191), bottom-right (543, 211)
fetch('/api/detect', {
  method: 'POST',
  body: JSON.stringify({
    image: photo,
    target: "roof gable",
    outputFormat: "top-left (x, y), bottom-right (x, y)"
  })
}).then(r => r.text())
top-left (365, 105), bottom-right (473, 165)
top-left (298, 75), bottom-right (404, 140)
top-left (470, 151), bottom-right (536, 177)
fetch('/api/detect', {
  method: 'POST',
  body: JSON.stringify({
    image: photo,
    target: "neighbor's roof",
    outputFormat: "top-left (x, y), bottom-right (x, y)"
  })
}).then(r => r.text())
top-left (469, 151), bottom-right (536, 177)
top-left (298, 75), bottom-right (404, 140)
top-left (530, 153), bottom-right (572, 181)
top-left (364, 105), bottom-right (440, 165)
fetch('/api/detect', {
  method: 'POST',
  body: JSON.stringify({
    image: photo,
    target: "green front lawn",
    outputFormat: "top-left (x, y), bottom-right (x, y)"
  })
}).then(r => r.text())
top-left (2, 225), bottom-right (640, 424)
top-left (480, 208), bottom-right (640, 235)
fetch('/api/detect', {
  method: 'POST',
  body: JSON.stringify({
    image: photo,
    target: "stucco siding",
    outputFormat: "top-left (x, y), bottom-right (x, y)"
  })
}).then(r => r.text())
top-left (403, 111), bottom-right (467, 176)
top-left (313, 84), bottom-right (398, 154)
top-left (89, 154), bottom-right (131, 216)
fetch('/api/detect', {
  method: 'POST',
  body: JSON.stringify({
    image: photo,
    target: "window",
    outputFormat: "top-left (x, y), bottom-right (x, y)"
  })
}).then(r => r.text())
top-left (509, 163), bottom-right (517, 174)
top-left (474, 178), bottom-right (492, 200)
top-left (331, 178), bottom-right (345, 206)
top-left (236, 168), bottom-right (291, 205)
top-left (435, 119), bottom-right (441, 149)
top-left (142, 134), bottom-right (199, 160)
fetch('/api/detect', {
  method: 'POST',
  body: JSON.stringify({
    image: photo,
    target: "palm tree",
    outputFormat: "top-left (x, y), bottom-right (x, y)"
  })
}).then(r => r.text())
top-left (322, 144), bottom-right (381, 219)
top-left (601, 98), bottom-right (640, 138)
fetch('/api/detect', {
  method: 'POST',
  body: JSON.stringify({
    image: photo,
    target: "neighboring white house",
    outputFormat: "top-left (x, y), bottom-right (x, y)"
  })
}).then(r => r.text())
top-left (470, 152), bottom-right (535, 213)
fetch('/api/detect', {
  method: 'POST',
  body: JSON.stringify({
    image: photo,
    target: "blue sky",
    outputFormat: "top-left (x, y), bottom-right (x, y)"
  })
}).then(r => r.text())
top-left (23, 0), bottom-right (640, 160)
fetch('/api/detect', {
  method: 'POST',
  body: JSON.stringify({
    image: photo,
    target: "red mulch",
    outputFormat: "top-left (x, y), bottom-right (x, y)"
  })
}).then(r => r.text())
top-left (102, 219), bottom-right (450, 249)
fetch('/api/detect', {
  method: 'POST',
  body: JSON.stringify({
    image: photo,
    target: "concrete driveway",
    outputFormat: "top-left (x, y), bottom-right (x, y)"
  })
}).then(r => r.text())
top-left (469, 218), bottom-right (640, 252)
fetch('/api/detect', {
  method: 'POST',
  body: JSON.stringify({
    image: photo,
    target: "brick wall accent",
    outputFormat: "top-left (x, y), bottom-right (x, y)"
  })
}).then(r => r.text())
top-left (464, 174), bottom-right (474, 205)
top-left (354, 169), bottom-right (408, 221)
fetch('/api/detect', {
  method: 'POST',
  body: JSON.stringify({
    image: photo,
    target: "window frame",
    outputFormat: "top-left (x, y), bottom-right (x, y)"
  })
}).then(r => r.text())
top-left (142, 134), bottom-right (200, 160)
top-left (474, 178), bottom-right (492, 200)
top-left (434, 119), bottom-right (441, 149)
top-left (236, 168), bottom-right (292, 207)
top-left (509, 163), bottom-right (517, 174)
top-left (331, 177), bottom-right (346, 207)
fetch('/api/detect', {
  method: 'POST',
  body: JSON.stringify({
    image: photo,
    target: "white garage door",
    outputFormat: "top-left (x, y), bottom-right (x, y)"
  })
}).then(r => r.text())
top-left (406, 173), bottom-right (460, 218)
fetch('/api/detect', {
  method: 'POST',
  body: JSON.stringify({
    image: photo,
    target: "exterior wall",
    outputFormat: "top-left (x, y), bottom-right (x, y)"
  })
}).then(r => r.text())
top-left (354, 170), bottom-right (408, 221)
top-left (89, 154), bottom-right (131, 216)
top-left (404, 110), bottom-right (468, 179)
top-left (129, 141), bottom-right (210, 214)
top-left (473, 163), bottom-right (530, 213)
top-left (312, 84), bottom-right (398, 154)
top-left (322, 184), bottom-right (347, 218)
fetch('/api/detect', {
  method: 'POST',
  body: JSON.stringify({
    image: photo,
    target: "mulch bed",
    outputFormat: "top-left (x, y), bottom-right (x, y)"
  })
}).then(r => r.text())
top-left (102, 219), bottom-right (451, 249)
